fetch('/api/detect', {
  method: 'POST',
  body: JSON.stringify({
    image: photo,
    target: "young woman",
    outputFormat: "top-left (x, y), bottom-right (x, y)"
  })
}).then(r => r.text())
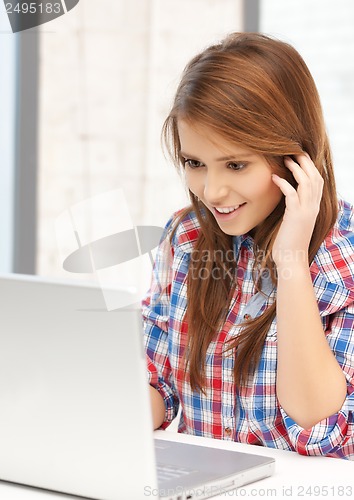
top-left (143, 32), bottom-right (354, 459)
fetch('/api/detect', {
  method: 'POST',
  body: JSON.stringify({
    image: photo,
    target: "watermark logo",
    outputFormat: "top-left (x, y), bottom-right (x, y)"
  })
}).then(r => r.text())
top-left (56, 189), bottom-right (165, 310)
top-left (4, 0), bottom-right (80, 33)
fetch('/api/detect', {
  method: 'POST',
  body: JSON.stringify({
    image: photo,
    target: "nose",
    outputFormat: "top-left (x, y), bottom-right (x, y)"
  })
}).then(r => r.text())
top-left (203, 170), bottom-right (230, 205)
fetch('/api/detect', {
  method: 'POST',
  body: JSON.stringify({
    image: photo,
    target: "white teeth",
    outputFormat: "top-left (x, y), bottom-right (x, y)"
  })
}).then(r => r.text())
top-left (215, 205), bottom-right (241, 214)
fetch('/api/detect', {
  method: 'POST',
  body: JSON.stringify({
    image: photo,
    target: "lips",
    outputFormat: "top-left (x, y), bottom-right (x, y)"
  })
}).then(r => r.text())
top-left (212, 203), bottom-right (246, 220)
top-left (214, 203), bottom-right (246, 213)
top-left (214, 204), bottom-right (242, 214)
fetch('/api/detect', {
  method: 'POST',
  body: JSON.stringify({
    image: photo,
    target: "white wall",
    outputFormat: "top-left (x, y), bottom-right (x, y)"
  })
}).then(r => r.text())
top-left (260, 0), bottom-right (354, 204)
top-left (0, 4), bottom-right (16, 272)
top-left (37, 0), bottom-right (243, 278)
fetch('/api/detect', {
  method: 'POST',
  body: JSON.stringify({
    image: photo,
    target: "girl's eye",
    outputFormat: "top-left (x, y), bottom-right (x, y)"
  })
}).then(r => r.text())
top-left (184, 159), bottom-right (203, 169)
top-left (182, 158), bottom-right (248, 171)
top-left (228, 162), bottom-right (247, 171)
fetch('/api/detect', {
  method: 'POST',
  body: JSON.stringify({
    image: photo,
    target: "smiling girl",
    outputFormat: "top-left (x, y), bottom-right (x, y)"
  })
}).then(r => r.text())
top-left (143, 33), bottom-right (354, 458)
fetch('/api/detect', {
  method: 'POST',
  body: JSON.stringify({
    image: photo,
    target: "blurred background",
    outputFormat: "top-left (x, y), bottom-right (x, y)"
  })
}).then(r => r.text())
top-left (1, 0), bottom-right (354, 279)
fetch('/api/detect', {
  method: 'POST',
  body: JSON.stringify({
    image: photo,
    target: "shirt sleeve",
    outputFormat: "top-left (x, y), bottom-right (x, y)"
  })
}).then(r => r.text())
top-left (280, 298), bottom-right (354, 457)
top-left (142, 217), bottom-right (179, 429)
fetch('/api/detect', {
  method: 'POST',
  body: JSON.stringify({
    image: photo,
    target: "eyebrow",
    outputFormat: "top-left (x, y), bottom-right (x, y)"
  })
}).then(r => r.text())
top-left (179, 151), bottom-right (254, 161)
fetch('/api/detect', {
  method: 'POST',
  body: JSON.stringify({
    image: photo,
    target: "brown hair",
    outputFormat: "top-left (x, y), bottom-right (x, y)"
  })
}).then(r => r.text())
top-left (162, 32), bottom-right (338, 391)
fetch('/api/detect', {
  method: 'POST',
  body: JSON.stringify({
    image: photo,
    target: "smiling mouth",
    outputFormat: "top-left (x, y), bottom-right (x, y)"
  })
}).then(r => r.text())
top-left (214, 203), bottom-right (246, 214)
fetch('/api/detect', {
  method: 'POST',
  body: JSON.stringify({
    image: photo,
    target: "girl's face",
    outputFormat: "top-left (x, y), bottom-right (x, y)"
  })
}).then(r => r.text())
top-left (178, 120), bottom-right (283, 236)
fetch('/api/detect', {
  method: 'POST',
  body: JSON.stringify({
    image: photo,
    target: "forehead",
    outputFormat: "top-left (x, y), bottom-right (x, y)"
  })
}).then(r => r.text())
top-left (177, 119), bottom-right (254, 158)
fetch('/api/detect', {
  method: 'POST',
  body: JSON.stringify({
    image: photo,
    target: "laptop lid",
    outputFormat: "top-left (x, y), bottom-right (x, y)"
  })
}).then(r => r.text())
top-left (0, 273), bottom-right (275, 500)
top-left (0, 273), bottom-right (158, 499)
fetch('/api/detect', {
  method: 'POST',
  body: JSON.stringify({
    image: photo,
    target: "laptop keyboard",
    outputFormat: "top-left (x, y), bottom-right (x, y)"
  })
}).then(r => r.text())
top-left (157, 463), bottom-right (194, 482)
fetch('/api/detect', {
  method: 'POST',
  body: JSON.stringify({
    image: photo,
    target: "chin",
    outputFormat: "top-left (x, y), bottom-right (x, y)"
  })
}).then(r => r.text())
top-left (217, 226), bottom-right (249, 237)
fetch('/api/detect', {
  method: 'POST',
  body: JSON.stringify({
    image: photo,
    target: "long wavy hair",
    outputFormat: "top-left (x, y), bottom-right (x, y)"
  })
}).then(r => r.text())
top-left (162, 32), bottom-right (338, 391)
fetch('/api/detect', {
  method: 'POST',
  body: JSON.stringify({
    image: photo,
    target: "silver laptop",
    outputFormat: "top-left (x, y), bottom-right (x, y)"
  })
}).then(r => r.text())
top-left (0, 274), bottom-right (275, 500)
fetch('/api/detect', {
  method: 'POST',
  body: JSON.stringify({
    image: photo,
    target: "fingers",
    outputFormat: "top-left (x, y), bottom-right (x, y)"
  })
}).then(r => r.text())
top-left (288, 154), bottom-right (324, 205)
top-left (272, 172), bottom-right (296, 196)
top-left (272, 154), bottom-right (324, 209)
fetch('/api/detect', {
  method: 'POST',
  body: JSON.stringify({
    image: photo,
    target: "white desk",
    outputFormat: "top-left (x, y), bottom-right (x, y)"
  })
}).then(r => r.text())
top-left (0, 430), bottom-right (352, 499)
top-left (158, 431), bottom-right (353, 498)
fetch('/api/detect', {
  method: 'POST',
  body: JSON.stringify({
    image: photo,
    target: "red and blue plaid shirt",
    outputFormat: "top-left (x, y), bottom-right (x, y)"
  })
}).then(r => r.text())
top-left (142, 199), bottom-right (354, 459)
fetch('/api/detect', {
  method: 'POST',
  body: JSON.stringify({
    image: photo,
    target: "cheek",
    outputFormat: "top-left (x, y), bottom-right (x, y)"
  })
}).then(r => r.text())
top-left (185, 171), bottom-right (202, 195)
top-left (250, 173), bottom-right (282, 205)
top-left (265, 180), bottom-right (283, 207)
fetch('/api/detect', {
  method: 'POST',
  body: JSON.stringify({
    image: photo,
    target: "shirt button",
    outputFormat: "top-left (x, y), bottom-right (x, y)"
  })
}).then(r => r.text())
top-left (224, 427), bottom-right (232, 436)
top-left (243, 313), bottom-right (251, 320)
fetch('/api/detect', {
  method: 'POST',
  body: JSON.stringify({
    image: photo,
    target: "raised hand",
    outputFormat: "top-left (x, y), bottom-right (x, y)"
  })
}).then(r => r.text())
top-left (271, 154), bottom-right (324, 268)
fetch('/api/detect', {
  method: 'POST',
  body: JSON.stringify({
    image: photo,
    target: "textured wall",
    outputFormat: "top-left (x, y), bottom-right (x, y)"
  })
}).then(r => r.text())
top-left (37, 0), bottom-right (243, 277)
top-left (260, 0), bottom-right (354, 204)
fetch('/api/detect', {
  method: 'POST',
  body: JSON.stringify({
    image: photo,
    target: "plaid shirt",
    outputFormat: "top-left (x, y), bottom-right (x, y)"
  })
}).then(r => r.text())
top-left (142, 199), bottom-right (354, 459)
